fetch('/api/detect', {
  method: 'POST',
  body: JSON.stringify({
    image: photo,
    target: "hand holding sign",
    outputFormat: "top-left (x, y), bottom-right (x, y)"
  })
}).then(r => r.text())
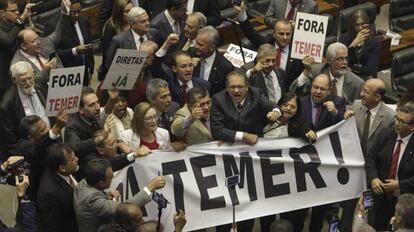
top-left (133, 145), bottom-right (152, 158)
top-left (302, 55), bottom-right (315, 76)
top-left (242, 132), bottom-right (258, 145)
top-left (51, 110), bottom-right (69, 135)
top-left (174, 210), bottom-right (187, 232)
top-left (147, 176), bottom-right (167, 191)
top-left (232, 0), bottom-right (246, 13)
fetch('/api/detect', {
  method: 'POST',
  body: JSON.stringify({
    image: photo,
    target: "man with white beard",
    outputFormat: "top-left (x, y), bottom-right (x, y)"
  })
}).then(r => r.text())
top-left (0, 61), bottom-right (50, 155)
top-left (291, 42), bottom-right (364, 105)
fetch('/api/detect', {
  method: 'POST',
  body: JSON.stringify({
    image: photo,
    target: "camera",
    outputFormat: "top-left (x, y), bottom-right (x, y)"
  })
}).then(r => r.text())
top-left (152, 191), bottom-right (168, 209)
top-left (7, 159), bottom-right (30, 183)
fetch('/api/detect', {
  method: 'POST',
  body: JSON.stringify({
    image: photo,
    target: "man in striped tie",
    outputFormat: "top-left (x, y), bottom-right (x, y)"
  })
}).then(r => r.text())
top-left (366, 101), bottom-right (414, 231)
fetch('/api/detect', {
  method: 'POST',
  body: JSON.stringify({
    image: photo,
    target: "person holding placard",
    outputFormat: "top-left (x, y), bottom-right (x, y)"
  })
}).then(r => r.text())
top-left (264, 0), bottom-right (318, 28)
top-left (234, 2), bottom-right (303, 87)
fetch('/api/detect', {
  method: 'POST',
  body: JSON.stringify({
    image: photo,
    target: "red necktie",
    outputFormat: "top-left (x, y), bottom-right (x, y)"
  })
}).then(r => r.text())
top-left (180, 84), bottom-right (187, 106)
top-left (314, 105), bottom-right (322, 125)
top-left (236, 103), bottom-right (242, 113)
top-left (36, 55), bottom-right (45, 69)
top-left (388, 139), bottom-right (403, 180)
top-left (276, 47), bottom-right (282, 67)
top-left (286, 4), bottom-right (297, 21)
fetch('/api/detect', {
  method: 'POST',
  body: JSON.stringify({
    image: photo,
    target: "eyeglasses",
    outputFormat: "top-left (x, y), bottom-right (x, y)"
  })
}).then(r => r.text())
top-left (394, 116), bottom-right (413, 125)
top-left (144, 115), bottom-right (158, 122)
top-left (333, 56), bottom-right (349, 62)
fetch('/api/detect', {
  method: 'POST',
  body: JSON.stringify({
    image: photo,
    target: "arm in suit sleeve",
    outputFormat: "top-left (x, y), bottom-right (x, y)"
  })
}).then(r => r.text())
top-left (365, 137), bottom-right (382, 183)
top-left (239, 20), bottom-right (268, 48)
top-left (16, 201), bottom-right (37, 232)
top-left (349, 38), bottom-right (380, 77)
top-left (64, 127), bottom-right (97, 159)
top-left (37, 193), bottom-right (66, 232)
top-left (330, 96), bottom-right (346, 124)
top-left (210, 95), bottom-right (237, 143)
top-left (171, 109), bottom-right (188, 138)
top-left (0, 108), bottom-right (18, 152)
top-left (205, 0), bottom-right (222, 26)
top-left (104, 38), bottom-right (120, 74)
top-left (399, 175), bottom-right (414, 193)
top-left (125, 189), bottom-right (151, 206)
top-left (45, 13), bottom-right (68, 48)
top-left (0, 23), bottom-right (24, 46)
top-left (264, 0), bottom-right (277, 27)
top-left (310, 1), bottom-right (319, 15)
top-left (110, 155), bottom-right (134, 172)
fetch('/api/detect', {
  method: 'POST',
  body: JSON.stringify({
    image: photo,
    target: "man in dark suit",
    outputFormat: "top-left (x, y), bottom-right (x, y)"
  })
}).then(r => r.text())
top-left (104, 7), bottom-right (158, 75)
top-left (0, 0), bottom-right (33, 94)
top-left (291, 73), bottom-right (345, 232)
top-left (149, 0), bottom-right (187, 50)
top-left (264, 0), bottom-right (318, 27)
top-left (16, 112), bottom-right (68, 199)
top-left (57, 0), bottom-right (94, 86)
top-left (64, 87), bottom-right (104, 160)
top-left (190, 0), bottom-right (222, 26)
top-left (235, 4), bottom-right (303, 87)
top-left (211, 71), bottom-right (280, 232)
top-left (168, 51), bottom-right (209, 106)
top-left (193, 25), bottom-right (234, 95)
top-left (37, 143), bottom-right (79, 232)
top-left (146, 78), bottom-right (180, 136)
top-left (247, 43), bottom-right (287, 104)
top-left (300, 74), bottom-right (346, 131)
top-left (366, 101), bottom-right (414, 231)
top-left (0, 61), bottom-right (49, 155)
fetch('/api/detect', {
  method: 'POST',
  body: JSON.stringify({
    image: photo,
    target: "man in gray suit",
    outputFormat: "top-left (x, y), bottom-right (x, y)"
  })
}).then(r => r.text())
top-left (292, 42), bottom-right (364, 105)
top-left (73, 158), bottom-right (166, 232)
top-left (104, 7), bottom-right (158, 75)
top-left (11, 8), bottom-right (67, 87)
top-left (341, 78), bottom-right (395, 232)
top-left (265, 0), bottom-right (318, 27)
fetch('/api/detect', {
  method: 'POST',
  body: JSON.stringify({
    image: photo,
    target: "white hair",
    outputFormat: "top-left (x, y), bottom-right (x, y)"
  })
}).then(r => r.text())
top-left (10, 61), bottom-right (33, 79)
top-left (326, 42), bottom-right (348, 60)
top-left (127, 7), bottom-right (147, 24)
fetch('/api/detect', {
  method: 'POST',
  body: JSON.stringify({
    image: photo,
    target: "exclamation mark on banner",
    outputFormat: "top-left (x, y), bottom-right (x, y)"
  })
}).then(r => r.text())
top-left (329, 132), bottom-right (350, 185)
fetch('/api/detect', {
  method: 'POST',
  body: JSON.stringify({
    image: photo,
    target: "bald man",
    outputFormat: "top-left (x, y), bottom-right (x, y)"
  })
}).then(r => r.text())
top-left (341, 79), bottom-right (395, 232)
top-left (346, 79), bottom-right (395, 156)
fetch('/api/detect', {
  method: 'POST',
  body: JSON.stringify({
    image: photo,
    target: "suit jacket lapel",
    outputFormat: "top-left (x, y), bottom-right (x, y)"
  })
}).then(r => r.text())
top-left (369, 103), bottom-right (385, 139)
top-left (399, 135), bottom-right (414, 172)
top-left (13, 86), bottom-right (26, 120)
top-left (53, 172), bottom-right (73, 194)
top-left (126, 30), bottom-right (137, 50)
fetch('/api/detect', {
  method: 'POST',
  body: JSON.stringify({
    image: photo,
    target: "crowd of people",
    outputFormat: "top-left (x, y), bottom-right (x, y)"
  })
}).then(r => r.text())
top-left (0, 0), bottom-right (414, 231)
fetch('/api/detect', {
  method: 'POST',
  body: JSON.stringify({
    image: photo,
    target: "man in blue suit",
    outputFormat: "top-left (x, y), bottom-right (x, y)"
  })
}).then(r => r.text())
top-left (167, 51), bottom-right (209, 106)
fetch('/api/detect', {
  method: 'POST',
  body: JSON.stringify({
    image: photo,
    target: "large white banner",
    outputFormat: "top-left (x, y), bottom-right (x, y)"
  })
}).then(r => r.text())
top-left (110, 118), bottom-right (366, 231)
top-left (46, 66), bottom-right (84, 116)
top-left (102, 49), bottom-right (147, 90)
top-left (291, 12), bottom-right (328, 63)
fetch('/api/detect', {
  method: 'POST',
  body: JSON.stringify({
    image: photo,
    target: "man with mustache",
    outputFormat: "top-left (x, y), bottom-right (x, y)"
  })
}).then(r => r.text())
top-left (293, 42), bottom-right (364, 105)
top-left (0, 61), bottom-right (50, 155)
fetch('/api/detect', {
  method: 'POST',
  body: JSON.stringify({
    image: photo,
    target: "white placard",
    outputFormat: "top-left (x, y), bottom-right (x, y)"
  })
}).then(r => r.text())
top-left (223, 43), bottom-right (257, 68)
top-left (102, 49), bottom-right (148, 90)
top-left (111, 118), bottom-right (366, 231)
top-left (291, 12), bottom-right (328, 63)
top-left (46, 66), bottom-right (84, 116)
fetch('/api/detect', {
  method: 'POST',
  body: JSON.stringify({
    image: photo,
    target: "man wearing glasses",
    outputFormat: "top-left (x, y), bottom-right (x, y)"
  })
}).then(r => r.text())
top-left (366, 101), bottom-right (414, 231)
top-left (293, 42), bottom-right (363, 105)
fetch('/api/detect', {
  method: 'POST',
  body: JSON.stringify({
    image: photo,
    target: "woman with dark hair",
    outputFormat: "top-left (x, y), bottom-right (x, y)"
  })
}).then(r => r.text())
top-left (339, 10), bottom-right (380, 79)
top-left (99, 0), bottom-right (133, 81)
top-left (264, 92), bottom-right (316, 141)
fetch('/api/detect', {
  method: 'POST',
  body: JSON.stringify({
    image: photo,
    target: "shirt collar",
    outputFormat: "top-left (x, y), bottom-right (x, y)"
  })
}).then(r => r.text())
top-left (178, 79), bottom-right (193, 88)
top-left (274, 44), bottom-right (289, 53)
top-left (204, 51), bottom-right (216, 66)
top-left (368, 101), bottom-right (381, 116)
top-left (164, 10), bottom-right (176, 26)
top-left (398, 133), bottom-right (413, 144)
